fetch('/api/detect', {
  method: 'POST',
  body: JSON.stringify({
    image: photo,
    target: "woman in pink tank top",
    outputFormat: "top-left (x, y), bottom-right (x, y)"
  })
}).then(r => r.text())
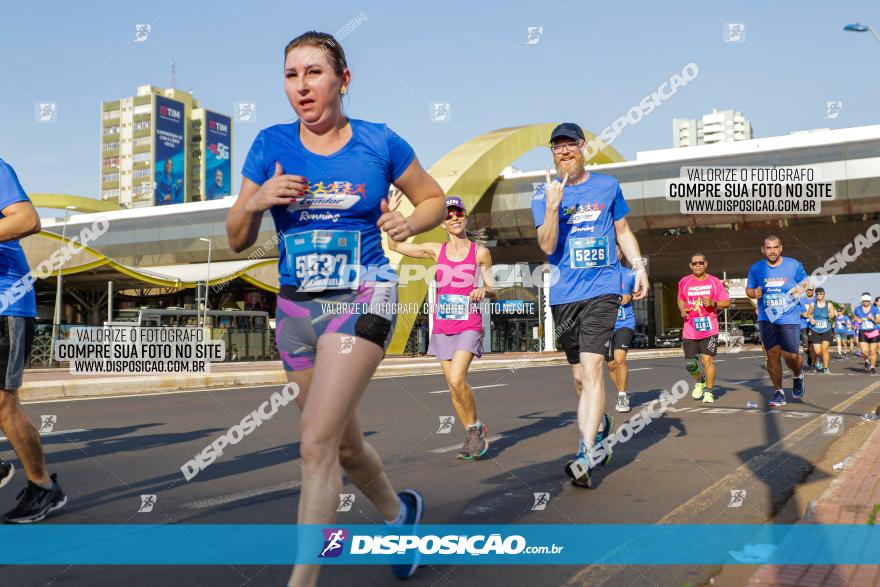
top-left (387, 192), bottom-right (496, 461)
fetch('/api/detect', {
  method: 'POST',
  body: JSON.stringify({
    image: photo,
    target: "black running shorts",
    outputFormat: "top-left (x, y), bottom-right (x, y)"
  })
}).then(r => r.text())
top-left (683, 335), bottom-right (718, 359)
top-left (552, 293), bottom-right (621, 364)
top-left (605, 327), bottom-right (634, 362)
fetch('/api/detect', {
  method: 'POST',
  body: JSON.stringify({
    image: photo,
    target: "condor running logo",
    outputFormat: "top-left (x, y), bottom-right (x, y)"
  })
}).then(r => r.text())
top-left (288, 180), bottom-right (366, 212)
top-left (319, 528), bottom-right (348, 558)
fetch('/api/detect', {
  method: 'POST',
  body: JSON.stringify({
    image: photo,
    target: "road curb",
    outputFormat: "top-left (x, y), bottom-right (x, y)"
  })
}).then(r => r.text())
top-left (20, 347), bottom-right (757, 402)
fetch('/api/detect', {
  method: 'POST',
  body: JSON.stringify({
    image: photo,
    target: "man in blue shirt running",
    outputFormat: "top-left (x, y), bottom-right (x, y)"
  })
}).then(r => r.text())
top-left (0, 158), bottom-right (67, 522)
top-left (532, 122), bottom-right (648, 488)
top-left (746, 235), bottom-right (808, 407)
top-left (606, 253), bottom-right (638, 414)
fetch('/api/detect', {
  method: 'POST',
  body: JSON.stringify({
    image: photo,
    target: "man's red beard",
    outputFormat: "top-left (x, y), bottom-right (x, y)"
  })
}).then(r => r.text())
top-left (555, 152), bottom-right (586, 181)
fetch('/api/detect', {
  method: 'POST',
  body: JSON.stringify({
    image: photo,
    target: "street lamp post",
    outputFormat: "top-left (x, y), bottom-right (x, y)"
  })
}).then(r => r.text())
top-left (51, 205), bottom-right (76, 363)
top-left (199, 237), bottom-right (212, 328)
top-left (844, 23), bottom-right (880, 46)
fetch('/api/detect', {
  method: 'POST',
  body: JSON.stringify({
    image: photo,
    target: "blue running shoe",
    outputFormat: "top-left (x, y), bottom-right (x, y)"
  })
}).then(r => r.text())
top-left (390, 489), bottom-right (424, 580)
top-left (769, 390), bottom-right (787, 407)
top-left (592, 414), bottom-right (614, 467)
top-left (792, 375), bottom-right (805, 400)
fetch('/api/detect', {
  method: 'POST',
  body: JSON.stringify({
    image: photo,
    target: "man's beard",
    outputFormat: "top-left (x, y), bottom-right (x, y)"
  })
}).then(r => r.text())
top-left (555, 153), bottom-right (587, 181)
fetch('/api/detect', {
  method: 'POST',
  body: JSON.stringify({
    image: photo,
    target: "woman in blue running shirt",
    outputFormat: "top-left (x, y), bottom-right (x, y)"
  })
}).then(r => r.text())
top-left (853, 293), bottom-right (880, 373)
top-left (227, 31), bottom-right (446, 586)
top-left (806, 287), bottom-right (835, 373)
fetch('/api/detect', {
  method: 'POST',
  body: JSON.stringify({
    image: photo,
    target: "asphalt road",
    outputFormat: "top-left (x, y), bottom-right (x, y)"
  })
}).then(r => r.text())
top-left (3, 349), bottom-right (879, 587)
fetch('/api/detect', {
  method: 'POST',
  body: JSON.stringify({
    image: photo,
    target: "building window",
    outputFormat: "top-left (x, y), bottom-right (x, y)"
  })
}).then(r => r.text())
top-left (102, 189), bottom-right (119, 199)
top-left (133, 121), bottom-right (150, 131)
top-left (103, 142), bottom-right (119, 152)
top-left (133, 152), bottom-right (151, 164)
top-left (134, 136), bottom-right (151, 148)
top-left (103, 126), bottom-right (120, 135)
top-left (102, 172), bottom-right (119, 183)
top-left (133, 104), bottom-right (152, 116)
top-left (102, 156), bottom-right (119, 168)
top-left (133, 168), bottom-right (151, 179)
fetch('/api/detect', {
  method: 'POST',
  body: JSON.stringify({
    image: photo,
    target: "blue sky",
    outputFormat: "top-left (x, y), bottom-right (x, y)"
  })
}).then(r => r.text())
top-left (1, 0), bottom-right (879, 296)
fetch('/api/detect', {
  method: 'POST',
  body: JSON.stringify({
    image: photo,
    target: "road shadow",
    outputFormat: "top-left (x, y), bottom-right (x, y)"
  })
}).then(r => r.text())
top-left (485, 410), bottom-right (577, 459)
top-left (6, 423), bottom-right (376, 517)
top-left (451, 409), bottom-right (688, 523)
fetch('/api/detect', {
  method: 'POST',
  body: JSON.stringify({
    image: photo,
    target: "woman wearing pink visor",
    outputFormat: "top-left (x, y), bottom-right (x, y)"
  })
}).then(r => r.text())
top-left (388, 191), bottom-right (496, 460)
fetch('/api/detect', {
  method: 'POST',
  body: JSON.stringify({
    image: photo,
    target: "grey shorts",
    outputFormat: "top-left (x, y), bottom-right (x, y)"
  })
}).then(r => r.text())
top-left (0, 316), bottom-right (35, 392)
top-left (428, 330), bottom-right (483, 361)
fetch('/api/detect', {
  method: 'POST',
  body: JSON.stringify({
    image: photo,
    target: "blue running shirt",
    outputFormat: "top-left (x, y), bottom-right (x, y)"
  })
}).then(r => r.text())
top-left (242, 119), bottom-right (415, 289)
top-left (531, 172), bottom-right (629, 305)
top-left (746, 257), bottom-right (808, 325)
top-left (0, 159), bottom-right (36, 317)
top-left (614, 266), bottom-right (636, 330)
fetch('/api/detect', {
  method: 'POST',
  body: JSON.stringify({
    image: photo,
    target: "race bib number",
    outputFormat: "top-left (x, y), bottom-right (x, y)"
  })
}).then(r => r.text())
top-left (693, 317), bottom-right (712, 332)
top-left (437, 294), bottom-right (469, 321)
top-left (863, 319), bottom-right (875, 330)
top-left (764, 292), bottom-right (785, 308)
top-left (285, 230), bottom-right (361, 292)
top-left (617, 306), bottom-right (625, 320)
top-left (814, 319), bottom-right (828, 329)
top-left (569, 236), bottom-right (609, 269)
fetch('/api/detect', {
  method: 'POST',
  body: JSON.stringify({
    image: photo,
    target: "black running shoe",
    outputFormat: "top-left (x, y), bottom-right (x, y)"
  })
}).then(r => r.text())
top-left (3, 473), bottom-right (67, 524)
top-left (0, 460), bottom-right (13, 490)
top-left (565, 454), bottom-right (592, 488)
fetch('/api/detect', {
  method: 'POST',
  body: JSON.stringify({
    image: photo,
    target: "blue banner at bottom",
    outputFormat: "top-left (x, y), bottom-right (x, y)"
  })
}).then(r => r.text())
top-left (1, 524), bottom-right (878, 565)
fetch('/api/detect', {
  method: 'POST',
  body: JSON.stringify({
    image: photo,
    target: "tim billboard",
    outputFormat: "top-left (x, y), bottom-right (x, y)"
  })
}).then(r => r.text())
top-left (204, 112), bottom-right (231, 200)
top-left (154, 95), bottom-right (185, 205)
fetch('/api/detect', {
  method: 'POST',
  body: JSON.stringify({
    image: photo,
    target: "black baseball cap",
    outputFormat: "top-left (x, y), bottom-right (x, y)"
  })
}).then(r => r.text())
top-left (550, 122), bottom-right (585, 144)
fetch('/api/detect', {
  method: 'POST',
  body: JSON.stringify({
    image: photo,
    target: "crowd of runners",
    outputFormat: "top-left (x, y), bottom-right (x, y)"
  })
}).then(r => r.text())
top-left (1, 29), bottom-right (878, 587)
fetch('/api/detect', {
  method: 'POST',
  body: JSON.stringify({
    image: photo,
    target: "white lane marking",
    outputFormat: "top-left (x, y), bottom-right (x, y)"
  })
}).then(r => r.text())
top-left (0, 428), bottom-right (88, 442)
top-left (428, 384), bottom-right (507, 395)
top-left (737, 356), bottom-right (762, 359)
top-left (714, 359), bottom-right (726, 363)
top-left (629, 368), bottom-right (652, 372)
top-left (430, 434), bottom-right (505, 453)
top-left (182, 480), bottom-right (300, 509)
top-left (727, 380), bottom-right (750, 385)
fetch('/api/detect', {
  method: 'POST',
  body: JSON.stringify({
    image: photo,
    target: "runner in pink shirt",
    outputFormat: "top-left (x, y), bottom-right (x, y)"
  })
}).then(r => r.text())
top-left (386, 191), bottom-right (496, 461)
top-left (677, 253), bottom-right (731, 403)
